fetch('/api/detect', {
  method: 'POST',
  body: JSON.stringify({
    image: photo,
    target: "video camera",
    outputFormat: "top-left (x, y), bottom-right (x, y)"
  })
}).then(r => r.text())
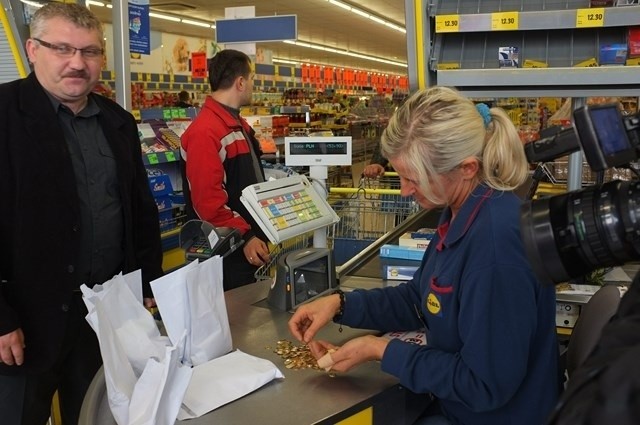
top-left (520, 103), bottom-right (640, 284)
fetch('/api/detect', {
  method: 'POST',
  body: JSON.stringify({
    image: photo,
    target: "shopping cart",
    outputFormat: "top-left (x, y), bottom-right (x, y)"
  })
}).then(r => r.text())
top-left (328, 172), bottom-right (419, 266)
top-left (254, 232), bottom-right (314, 281)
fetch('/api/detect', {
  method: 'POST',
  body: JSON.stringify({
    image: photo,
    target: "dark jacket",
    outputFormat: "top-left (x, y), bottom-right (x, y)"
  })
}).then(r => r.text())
top-left (0, 73), bottom-right (164, 374)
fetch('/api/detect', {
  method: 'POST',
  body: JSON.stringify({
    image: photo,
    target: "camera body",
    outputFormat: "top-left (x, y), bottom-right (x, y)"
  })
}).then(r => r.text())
top-left (521, 104), bottom-right (640, 284)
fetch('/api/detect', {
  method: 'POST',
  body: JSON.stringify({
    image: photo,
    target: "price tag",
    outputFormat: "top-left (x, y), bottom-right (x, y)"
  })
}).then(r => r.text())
top-left (576, 8), bottom-right (604, 27)
top-left (435, 15), bottom-right (460, 33)
top-left (131, 109), bottom-right (141, 121)
top-left (147, 153), bottom-right (159, 165)
top-left (137, 72), bottom-right (143, 81)
top-left (162, 109), bottom-right (172, 120)
top-left (165, 151), bottom-right (176, 162)
top-left (146, 73), bottom-right (151, 81)
top-left (437, 63), bottom-right (460, 70)
top-left (491, 11), bottom-right (519, 31)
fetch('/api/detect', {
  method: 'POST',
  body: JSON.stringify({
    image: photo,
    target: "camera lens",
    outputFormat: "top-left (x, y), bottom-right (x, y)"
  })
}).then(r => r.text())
top-left (520, 180), bottom-right (640, 284)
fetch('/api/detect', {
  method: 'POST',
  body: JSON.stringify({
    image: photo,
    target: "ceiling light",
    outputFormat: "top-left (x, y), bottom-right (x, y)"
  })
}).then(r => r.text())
top-left (351, 9), bottom-right (369, 19)
top-left (328, 0), bottom-right (352, 11)
top-left (326, 0), bottom-right (405, 34)
top-left (87, 1), bottom-right (105, 6)
top-left (19, 0), bottom-right (44, 8)
top-left (149, 12), bottom-right (181, 22)
top-left (273, 58), bottom-right (299, 65)
top-left (282, 40), bottom-right (406, 68)
top-left (181, 18), bottom-right (212, 28)
top-left (368, 15), bottom-right (385, 25)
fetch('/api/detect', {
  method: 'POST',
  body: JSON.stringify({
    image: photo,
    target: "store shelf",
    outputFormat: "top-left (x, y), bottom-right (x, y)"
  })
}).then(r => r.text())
top-left (437, 66), bottom-right (640, 97)
top-left (433, 6), bottom-right (640, 33)
top-left (426, 0), bottom-right (640, 97)
top-left (142, 150), bottom-right (180, 165)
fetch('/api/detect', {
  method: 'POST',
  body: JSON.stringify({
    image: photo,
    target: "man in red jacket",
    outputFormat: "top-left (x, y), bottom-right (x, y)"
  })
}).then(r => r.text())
top-left (180, 49), bottom-right (270, 290)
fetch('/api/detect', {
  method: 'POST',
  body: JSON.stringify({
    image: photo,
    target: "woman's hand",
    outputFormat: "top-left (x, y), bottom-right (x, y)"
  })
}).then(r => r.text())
top-left (288, 294), bottom-right (341, 343)
top-left (310, 335), bottom-right (389, 373)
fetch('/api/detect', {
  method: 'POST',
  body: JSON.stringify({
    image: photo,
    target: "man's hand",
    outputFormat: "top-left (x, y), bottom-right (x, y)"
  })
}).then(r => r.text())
top-left (0, 328), bottom-right (25, 366)
top-left (363, 164), bottom-right (385, 178)
top-left (243, 236), bottom-right (270, 267)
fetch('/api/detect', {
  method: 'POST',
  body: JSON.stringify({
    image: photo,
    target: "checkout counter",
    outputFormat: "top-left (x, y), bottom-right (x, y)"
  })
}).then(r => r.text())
top-left (79, 209), bottom-right (438, 425)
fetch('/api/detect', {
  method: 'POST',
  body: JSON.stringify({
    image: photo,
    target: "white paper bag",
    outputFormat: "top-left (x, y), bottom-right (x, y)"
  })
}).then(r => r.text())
top-left (82, 273), bottom-right (190, 425)
top-left (178, 350), bottom-right (284, 420)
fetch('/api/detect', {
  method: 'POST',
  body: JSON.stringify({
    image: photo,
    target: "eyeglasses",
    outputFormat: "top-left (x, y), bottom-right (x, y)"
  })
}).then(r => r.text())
top-left (33, 38), bottom-right (104, 59)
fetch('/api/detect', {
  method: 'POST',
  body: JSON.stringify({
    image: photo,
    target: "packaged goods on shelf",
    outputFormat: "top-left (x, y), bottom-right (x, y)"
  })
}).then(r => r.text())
top-left (498, 47), bottom-right (519, 68)
top-left (628, 27), bottom-right (640, 57)
top-left (599, 44), bottom-right (628, 65)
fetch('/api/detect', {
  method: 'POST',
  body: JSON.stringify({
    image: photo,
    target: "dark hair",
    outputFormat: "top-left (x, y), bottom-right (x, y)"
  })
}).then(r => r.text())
top-left (178, 90), bottom-right (190, 102)
top-left (208, 49), bottom-right (251, 91)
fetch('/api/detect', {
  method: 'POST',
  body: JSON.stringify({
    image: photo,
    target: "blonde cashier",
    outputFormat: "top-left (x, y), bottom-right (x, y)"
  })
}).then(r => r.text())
top-left (289, 87), bottom-right (559, 425)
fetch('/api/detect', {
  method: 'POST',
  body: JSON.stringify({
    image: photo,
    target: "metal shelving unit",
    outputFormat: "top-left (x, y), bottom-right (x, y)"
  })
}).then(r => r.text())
top-left (425, 0), bottom-right (640, 97)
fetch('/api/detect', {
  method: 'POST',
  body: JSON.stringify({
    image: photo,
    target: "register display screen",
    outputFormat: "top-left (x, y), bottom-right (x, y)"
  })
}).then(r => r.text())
top-left (293, 255), bottom-right (330, 306)
top-left (288, 142), bottom-right (349, 155)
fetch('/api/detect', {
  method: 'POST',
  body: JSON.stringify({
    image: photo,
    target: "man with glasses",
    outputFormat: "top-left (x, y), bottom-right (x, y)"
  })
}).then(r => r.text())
top-left (0, 3), bottom-right (163, 424)
top-left (181, 49), bottom-right (270, 291)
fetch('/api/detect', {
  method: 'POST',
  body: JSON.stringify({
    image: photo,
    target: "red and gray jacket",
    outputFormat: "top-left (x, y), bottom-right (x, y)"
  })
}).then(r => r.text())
top-left (180, 96), bottom-right (267, 243)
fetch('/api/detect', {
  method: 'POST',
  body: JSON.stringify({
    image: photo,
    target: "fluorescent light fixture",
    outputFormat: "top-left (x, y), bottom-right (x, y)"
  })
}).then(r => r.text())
top-left (328, 0), bottom-right (352, 11)
top-left (326, 0), bottom-right (405, 34)
top-left (273, 58), bottom-right (299, 65)
top-left (181, 18), bottom-right (212, 28)
top-left (368, 15), bottom-right (385, 25)
top-left (351, 8), bottom-right (369, 19)
top-left (283, 39), bottom-right (406, 68)
top-left (19, 0), bottom-right (44, 8)
top-left (149, 12), bottom-right (181, 22)
top-left (87, 1), bottom-right (105, 6)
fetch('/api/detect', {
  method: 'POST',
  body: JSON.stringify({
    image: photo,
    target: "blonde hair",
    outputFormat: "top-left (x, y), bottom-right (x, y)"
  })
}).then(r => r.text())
top-left (381, 86), bottom-right (528, 204)
top-left (30, 2), bottom-right (104, 40)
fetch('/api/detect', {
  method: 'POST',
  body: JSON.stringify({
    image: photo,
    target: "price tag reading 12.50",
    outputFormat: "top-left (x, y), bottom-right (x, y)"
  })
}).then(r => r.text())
top-left (435, 14), bottom-right (460, 33)
top-left (576, 8), bottom-right (605, 27)
top-left (491, 11), bottom-right (519, 31)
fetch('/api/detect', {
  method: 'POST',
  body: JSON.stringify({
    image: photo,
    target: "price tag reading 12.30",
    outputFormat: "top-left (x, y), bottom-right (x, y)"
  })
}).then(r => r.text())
top-left (491, 11), bottom-right (519, 31)
top-left (576, 8), bottom-right (605, 28)
top-left (435, 14), bottom-right (460, 33)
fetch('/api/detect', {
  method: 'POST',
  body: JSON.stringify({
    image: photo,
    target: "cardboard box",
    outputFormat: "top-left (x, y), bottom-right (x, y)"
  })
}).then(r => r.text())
top-left (154, 195), bottom-right (172, 211)
top-left (599, 44), bottom-right (628, 65)
top-left (628, 27), bottom-right (640, 58)
top-left (148, 175), bottom-right (173, 197)
top-left (380, 257), bottom-right (421, 281)
top-left (398, 233), bottom-right (430, 250)
top-left (380, 244), bottom-right (426, 261)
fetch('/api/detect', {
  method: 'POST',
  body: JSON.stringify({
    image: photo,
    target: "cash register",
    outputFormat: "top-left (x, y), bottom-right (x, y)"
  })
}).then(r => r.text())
top-left (179, 219), bottom-right (244, 261)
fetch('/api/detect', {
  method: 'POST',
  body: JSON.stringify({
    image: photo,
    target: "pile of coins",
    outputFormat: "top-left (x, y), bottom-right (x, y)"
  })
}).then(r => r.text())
top-left (271, 340), bottom-right (321, 371)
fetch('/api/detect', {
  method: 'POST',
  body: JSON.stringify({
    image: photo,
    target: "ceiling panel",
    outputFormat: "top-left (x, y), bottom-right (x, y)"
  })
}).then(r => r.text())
top-left (91, 0), bottom-right (408, 75)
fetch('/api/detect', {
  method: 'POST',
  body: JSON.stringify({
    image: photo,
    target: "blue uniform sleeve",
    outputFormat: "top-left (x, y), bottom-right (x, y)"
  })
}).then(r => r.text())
top-left (381, 264), bottom-right (540, 411)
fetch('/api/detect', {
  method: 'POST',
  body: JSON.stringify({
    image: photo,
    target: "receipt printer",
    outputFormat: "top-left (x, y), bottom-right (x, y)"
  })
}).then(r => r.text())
top-left (179, 219), bottom-right (244, 261)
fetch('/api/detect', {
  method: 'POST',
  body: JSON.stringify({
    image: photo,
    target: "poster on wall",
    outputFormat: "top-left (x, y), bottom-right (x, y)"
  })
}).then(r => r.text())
top-left (162, 33), bottom-right (208, 75)
top-left (192, 51), bottom-right (207, 78)
top-left (128, 0), bottom-right (150, 55)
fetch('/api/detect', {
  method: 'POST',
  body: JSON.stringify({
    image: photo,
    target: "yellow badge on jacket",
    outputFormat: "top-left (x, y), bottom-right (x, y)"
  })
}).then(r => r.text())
top-left (426, 293), bottom-right (442, 315)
